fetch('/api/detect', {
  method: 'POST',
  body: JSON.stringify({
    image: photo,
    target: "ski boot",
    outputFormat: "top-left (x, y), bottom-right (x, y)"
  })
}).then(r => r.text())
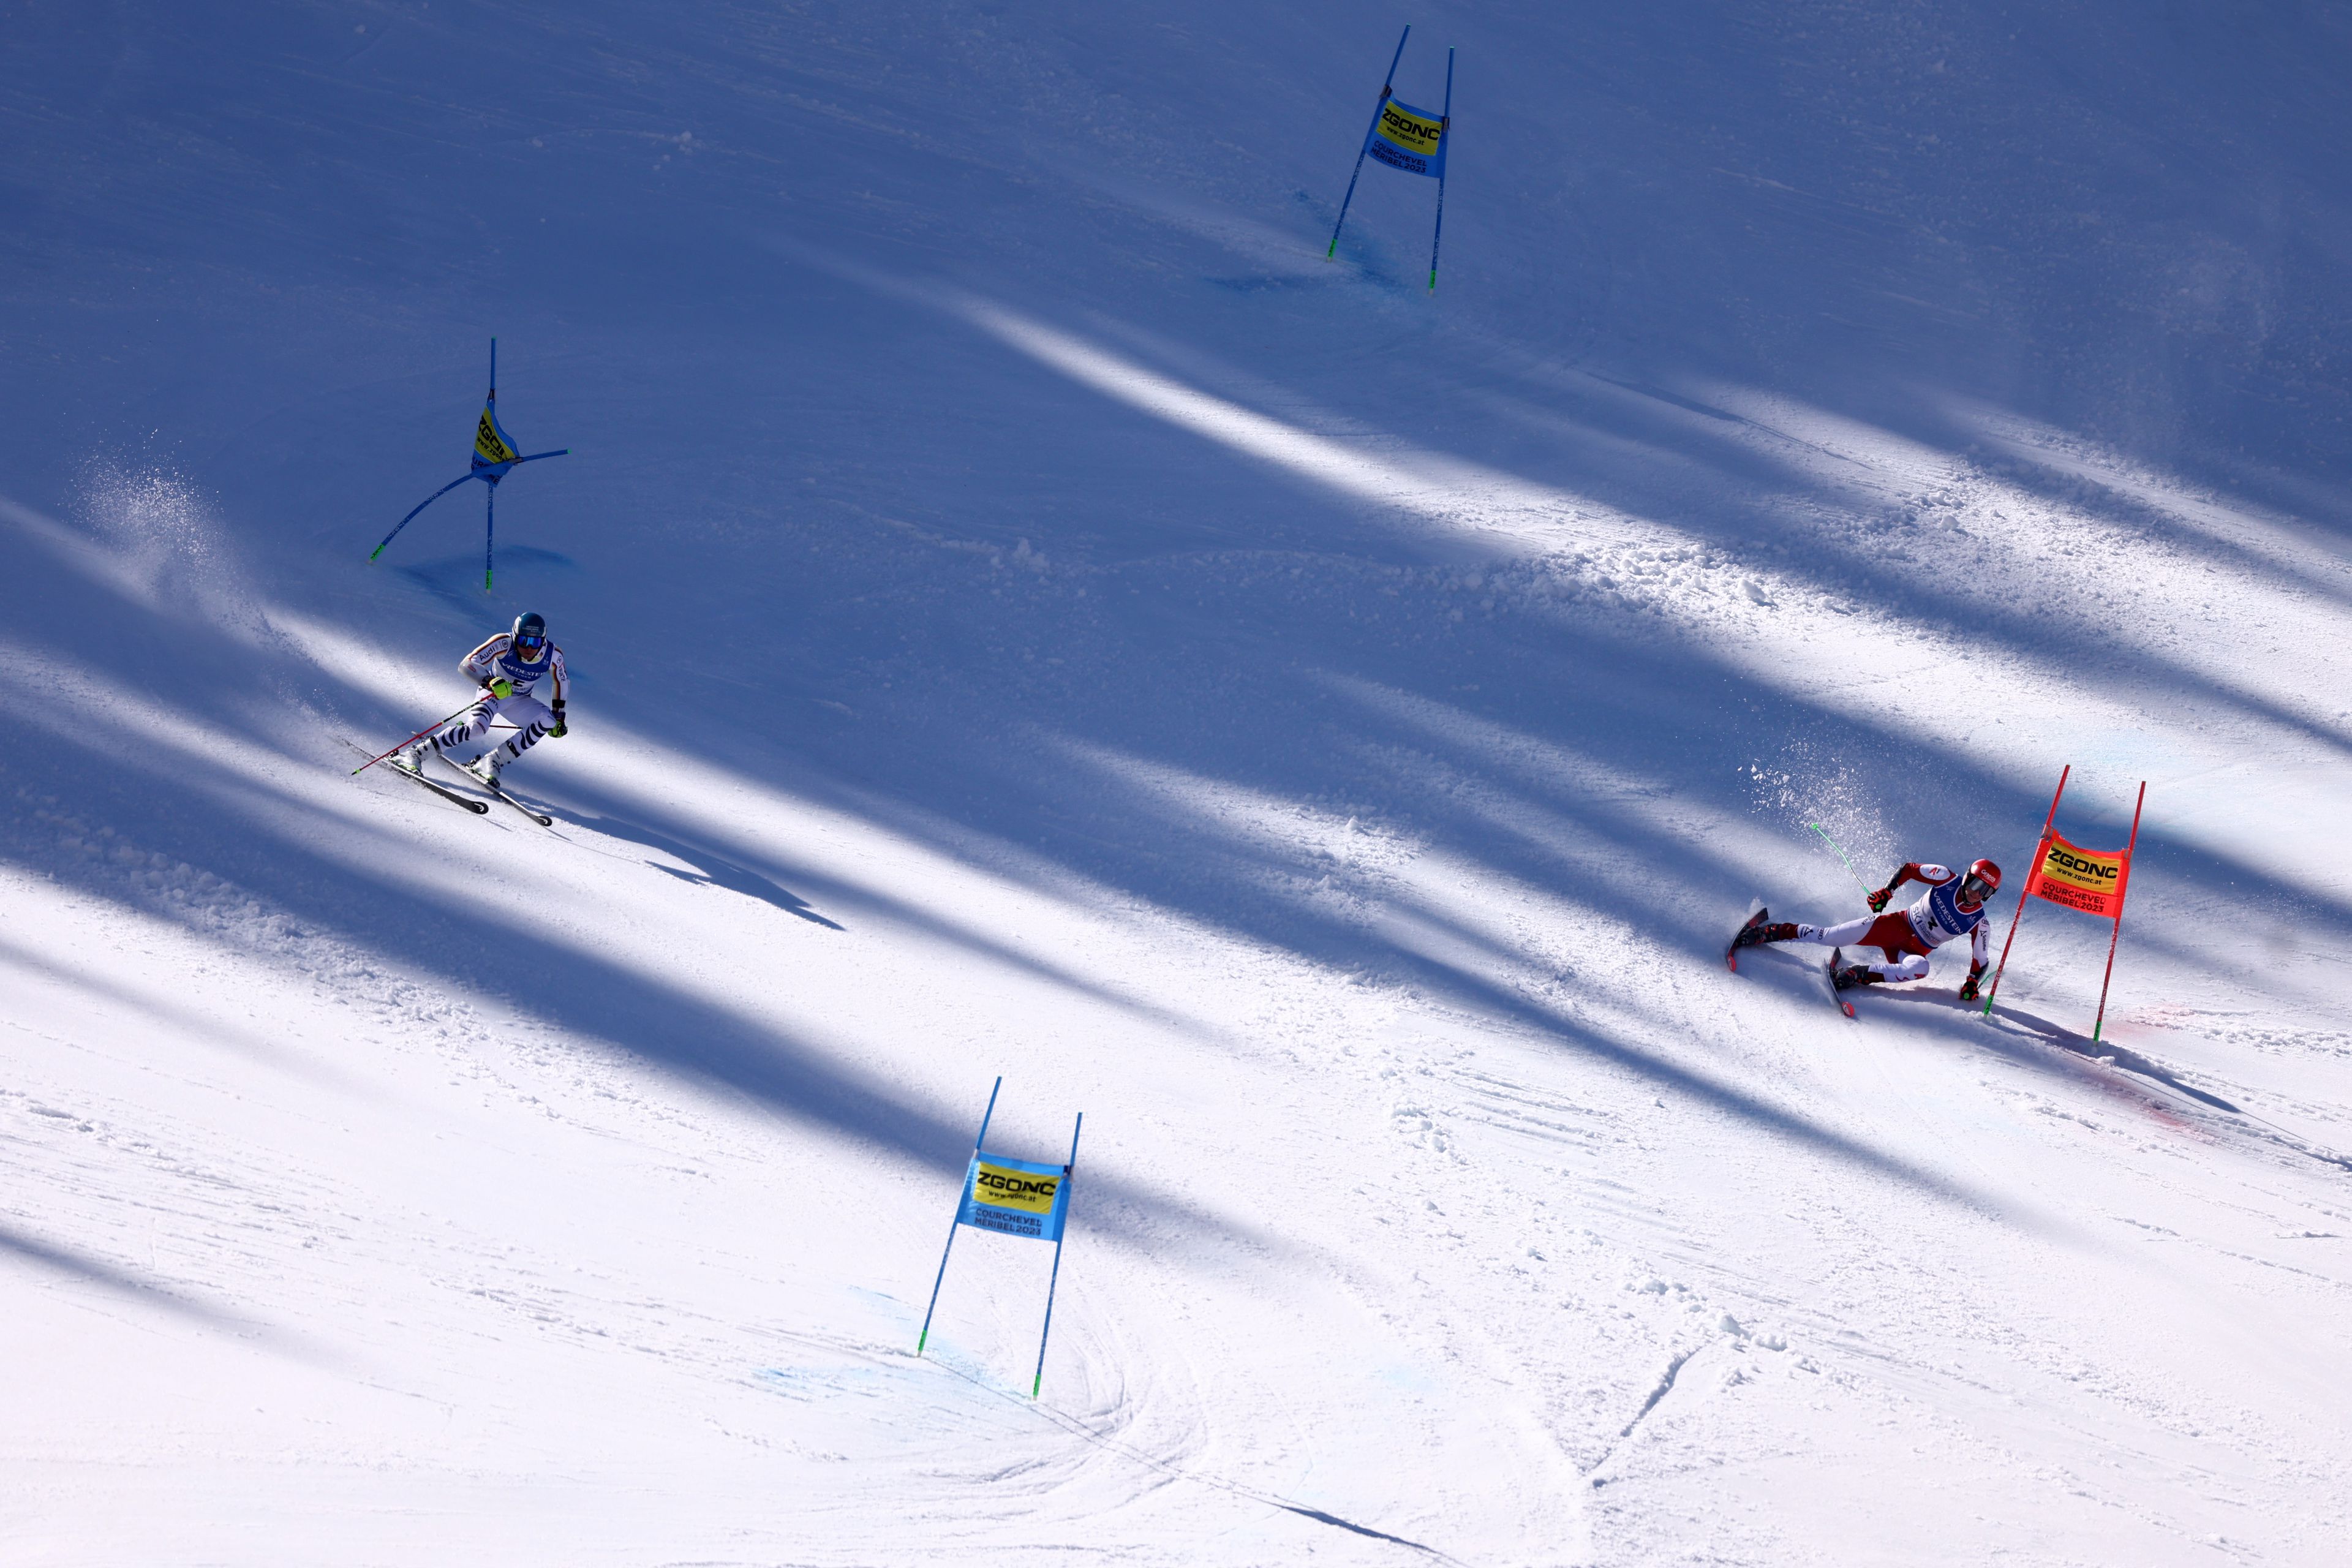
top-left (396, 740), bottom-right (432, 774)
top-left (1730, 916), bottom-right (1798, 951)
top-left (1728, 910), bottom-right (1801, 971)
top-left (467, 752), bottom-right (505, 790)
top-left (1831, 961), bottom-right (1883, 992)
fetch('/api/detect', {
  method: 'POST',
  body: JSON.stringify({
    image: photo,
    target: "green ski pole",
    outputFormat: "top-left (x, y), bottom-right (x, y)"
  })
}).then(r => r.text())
top-left (1807, 823), bottom-right (1878, 906)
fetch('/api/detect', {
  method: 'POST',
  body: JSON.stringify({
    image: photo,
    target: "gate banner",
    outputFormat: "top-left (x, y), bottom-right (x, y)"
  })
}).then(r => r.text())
top-left (1366, 96), bottom-right (1448, 177)
top-left (2028, 829), bottom-right (2130, 921)
top-left (918, 1079), bottom-right (1085, 1393)
top-left (956, 1152), bottom-right (1071, 1242)
top-left (1325, 28), bottom-right (1457, 290)
top-left (473, 401), bottom-right (522, 473)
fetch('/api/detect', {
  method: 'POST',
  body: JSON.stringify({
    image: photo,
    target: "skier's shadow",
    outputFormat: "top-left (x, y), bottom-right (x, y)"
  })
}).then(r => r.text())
top-left (563, 809), bottom-right (846, 930)
top-left (1864, 985), bottom-right (2241, 1114)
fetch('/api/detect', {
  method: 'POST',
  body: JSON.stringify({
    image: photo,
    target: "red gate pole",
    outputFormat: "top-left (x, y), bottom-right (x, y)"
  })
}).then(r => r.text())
top-left (1982, 764), bottom-right (2068, 1017)
top-left (2091, 780), bottom-right (2147, 1043)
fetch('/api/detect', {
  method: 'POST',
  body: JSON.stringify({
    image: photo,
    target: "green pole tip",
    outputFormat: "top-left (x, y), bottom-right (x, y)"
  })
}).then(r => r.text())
top-left (916, 1331), bottom-right (927, 1354)
top-left (1030, 1374), bottom-right (1041, 1398)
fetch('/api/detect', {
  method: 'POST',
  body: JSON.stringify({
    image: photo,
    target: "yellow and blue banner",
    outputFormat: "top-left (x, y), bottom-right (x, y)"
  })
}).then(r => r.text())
top-left (916, 1078), bottom-right (1085, 1396)
top-left (957, 1152), bottom-right (1072, 1242)
top-left (473, 400), bottom-right (522, 473)
top-left (1366, 95), bottom-right (1447, 178)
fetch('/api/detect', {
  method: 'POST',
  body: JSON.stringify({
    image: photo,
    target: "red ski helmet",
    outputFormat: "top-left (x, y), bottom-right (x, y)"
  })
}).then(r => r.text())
top-left (1959, 858), bottom-right (2001, 906)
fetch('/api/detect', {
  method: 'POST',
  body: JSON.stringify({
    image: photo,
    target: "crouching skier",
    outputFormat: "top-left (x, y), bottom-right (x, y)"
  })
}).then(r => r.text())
top-left (401, 611), bottom-right (568, 788)
top-left (1731, 859), bottom-right (2003, 998)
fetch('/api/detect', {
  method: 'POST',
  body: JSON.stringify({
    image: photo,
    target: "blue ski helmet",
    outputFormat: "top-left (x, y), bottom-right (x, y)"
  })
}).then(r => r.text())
top-left (512, 611), bottom-right (548, 658)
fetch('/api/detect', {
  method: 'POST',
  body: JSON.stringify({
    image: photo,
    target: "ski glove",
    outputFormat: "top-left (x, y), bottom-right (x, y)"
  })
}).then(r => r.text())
top-left (548, 703), bottom-right (567, 739)
top-left (1866, 886), bottom-right (1892, 913)
top-left (1958, 962), bottom-right (1987, 1003)
top-left (486, 677), bottom-right (514, 699)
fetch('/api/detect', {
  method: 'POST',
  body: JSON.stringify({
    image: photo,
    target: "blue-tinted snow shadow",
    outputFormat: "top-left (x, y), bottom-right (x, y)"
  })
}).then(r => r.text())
top-left (391, 546), bottom-right (579, 614)
top-left (10, 0), bottom-right (2352, 1246)
top-left (0, 528), bottom-right (1273, 1270)
top-left (576, 273), bottom-right (2352, 1212)
top-left (545, 806), bottom-right (846, 930)
top-left (0, 1218), bottom-right (337, 1362)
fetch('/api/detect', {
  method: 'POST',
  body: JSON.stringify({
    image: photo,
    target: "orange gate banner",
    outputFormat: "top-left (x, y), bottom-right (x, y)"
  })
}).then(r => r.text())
top-left (2026, 829), bottom-right (2130, 921)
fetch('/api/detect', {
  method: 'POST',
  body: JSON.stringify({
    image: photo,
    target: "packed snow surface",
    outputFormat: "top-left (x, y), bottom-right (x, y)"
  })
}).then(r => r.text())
top-left (5, 4), bottom-right (2352, 1563)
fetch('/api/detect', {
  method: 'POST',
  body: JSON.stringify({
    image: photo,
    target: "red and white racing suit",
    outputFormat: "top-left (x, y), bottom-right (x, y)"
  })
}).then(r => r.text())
top-left (1792, 862), bottom-right (1991, 982)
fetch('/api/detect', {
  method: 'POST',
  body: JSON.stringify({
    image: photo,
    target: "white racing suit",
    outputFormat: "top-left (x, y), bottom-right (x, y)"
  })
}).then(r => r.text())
top-left (431, 632), bottom-right (569, 769)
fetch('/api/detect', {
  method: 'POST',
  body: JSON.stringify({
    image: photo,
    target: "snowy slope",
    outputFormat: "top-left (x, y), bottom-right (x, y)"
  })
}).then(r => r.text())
top-left (4, 3), bottom-right (2352, 1563)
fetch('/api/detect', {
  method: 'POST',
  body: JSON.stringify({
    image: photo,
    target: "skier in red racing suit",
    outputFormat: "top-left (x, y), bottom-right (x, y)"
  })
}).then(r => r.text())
top-left (1733, 859), bottom-right (2003, 996)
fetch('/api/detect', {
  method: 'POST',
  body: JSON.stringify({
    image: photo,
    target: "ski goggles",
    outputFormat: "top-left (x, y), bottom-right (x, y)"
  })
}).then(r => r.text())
top-left (1958, 873), bottom-right (1994, 905)
top-left (514, 632), bottom-right (548, 656)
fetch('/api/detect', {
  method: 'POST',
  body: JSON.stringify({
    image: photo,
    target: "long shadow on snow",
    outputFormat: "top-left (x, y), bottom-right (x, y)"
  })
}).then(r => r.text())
top-left (0, 1218), bottom-right (331, 1359)
top-left (0, 521), bottom-right (2019, 1237)
top-left (0, 932), bottom-right (373, 1096)
top-left (1864, 983), bottom-right (2244, 1115)
top-left (722, 638), bottom-right (2101, 1211)
top-left (1036, 277), bottom-right (2352, 759)
top-left (1390, 350), bottom-right (2352, 769)
top-left (801, 573), bottom-right (2350, 1030)
top-left (1466, 355), bottom-right (2352, 630)
top-left (9, 721), bottom-right (1278, 1271)
top-left (353, 304), bottom-right (2352, 1218)
top-left (0, 565), bottom-right (1272, 1267)
top-left (862, 286), bottom-right (2352, 962)
top-left (543, 804), bottom-right (847, 931)
top-left (708, 469), bottom-right (2350, 1202)
top-left (20, 319), bottom-right (2349, 1238)
top-left (512, 769), bottom-right (1212, 1045)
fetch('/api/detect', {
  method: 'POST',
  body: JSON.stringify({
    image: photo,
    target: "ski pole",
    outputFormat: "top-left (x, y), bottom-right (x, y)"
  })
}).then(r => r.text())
top-left (351, 701), bottom-right (480, 775)
top-left (1806, 823), bottom-right (1878, 906)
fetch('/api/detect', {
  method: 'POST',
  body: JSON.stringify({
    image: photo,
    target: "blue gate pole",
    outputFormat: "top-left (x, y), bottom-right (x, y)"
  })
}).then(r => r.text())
top-left (917, 1076), bottom-right (1002, 1354)
top-left (371, 472), bottom-right (474, 561)
top-left (1428, 47), bottom-right (1455, 292)
top-left (484, 338), bottom-right (499, 591)
top-left (1327, 26), bottom-right (1411, 260)
top-left (1030, 1111), bottom-right (1084, 1397)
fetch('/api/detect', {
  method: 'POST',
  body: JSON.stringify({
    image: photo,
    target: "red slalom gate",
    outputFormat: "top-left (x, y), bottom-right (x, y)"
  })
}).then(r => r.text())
top-left (1981, 768), bottom-right (2148, 1042)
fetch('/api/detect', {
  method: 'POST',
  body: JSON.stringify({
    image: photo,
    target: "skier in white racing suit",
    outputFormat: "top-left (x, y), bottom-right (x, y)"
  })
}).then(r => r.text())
top-left (400, 611), bottom-right (568, 786)
top-left (1732, 859), bottom-right (2003, 997)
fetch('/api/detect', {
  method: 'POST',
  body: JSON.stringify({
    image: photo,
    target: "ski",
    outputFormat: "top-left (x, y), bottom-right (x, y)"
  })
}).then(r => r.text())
top-left (1725, 905), bottom-right (1770, 971)
top-left (480, 779), bottom-right (554, 829)
top-left (1825, 948), bottom-right (1856, 1019)
top-left (350, 743), bottom-right (489, 815)
top-left (437, 755), bottom-right (554, 827)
